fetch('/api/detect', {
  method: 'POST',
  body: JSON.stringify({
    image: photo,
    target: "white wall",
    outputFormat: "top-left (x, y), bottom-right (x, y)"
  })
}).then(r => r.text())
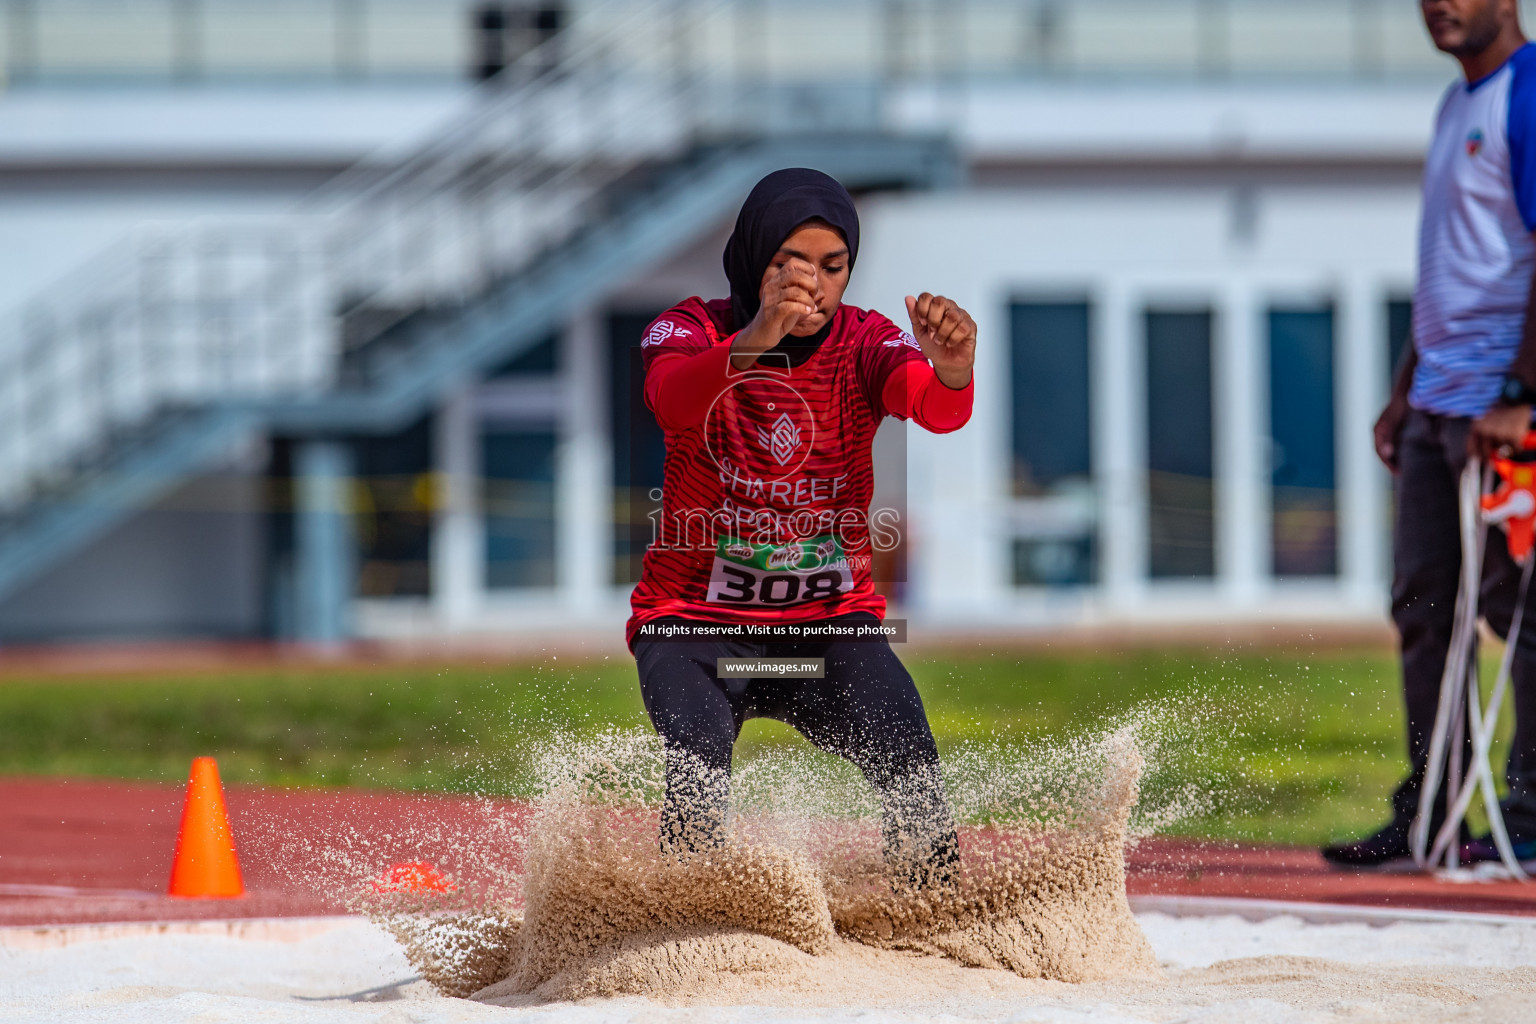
top-left (850, 180), bottom-right (1419, 627)
top-left (0, 77), bottom-right (1442, 639)
top-left (364, 172), bottom-right (1427, 640)
top-left (0, 86), bottom-right (466, 316)
top-left (0, 465), bottom-right (268, 642)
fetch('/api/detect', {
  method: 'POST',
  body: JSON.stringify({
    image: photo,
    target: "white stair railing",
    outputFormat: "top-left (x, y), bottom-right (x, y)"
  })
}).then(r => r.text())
top-left (0, 0), bottom-right (936, 510)
top-left (0, 0), bottom-right (880, 510)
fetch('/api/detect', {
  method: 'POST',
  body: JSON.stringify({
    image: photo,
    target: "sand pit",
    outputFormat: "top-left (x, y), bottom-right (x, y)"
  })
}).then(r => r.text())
top-left (8, 715), bottom-right (1531, 1020)
top-left (4, 909), bottom-right (1536, 1022)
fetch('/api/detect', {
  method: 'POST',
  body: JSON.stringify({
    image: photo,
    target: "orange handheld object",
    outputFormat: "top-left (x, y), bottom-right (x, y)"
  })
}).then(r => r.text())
top-left (1482, 430), bottom-right (1536, 565)
top-left (167, 756), bottom-right (245, 898)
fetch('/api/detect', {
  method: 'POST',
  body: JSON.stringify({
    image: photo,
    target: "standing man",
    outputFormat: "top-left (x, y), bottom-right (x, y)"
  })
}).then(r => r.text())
top-left (1324, 0), bottom-right (1536, 869)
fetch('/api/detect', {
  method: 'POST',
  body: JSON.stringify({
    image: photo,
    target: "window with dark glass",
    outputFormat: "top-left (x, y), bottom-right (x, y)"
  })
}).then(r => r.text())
top-left (608, 310), bottom-right (668, 586)
top-left (351, 416), bottom-right (433, 598)
top-left (1387, 297), bottom-right (1412, 383)
top-left (1009, 300), bottom-right (1096, 586)
top-left (1269, 305), bottom-right (1337, 577)
top-left (1146, 309), bottom-right (1214, 579)
top-left (483, 429), bottom-right (557, 588)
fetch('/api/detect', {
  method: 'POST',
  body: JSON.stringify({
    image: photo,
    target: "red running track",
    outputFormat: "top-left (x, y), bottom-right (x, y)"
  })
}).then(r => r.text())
top-left (0, 776), bottom-right (533, 926)
top-left (2, 776), bottom-right (1533, 927)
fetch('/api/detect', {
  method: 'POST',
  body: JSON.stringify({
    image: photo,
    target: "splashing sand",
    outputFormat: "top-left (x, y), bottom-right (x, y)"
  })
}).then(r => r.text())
top-left (371, 724), bottom-right (1159, 1005)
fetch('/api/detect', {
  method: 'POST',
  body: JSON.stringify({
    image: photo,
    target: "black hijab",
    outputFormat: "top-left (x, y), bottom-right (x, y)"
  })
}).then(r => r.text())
top-left (722, 168), bottom-right (860, 362)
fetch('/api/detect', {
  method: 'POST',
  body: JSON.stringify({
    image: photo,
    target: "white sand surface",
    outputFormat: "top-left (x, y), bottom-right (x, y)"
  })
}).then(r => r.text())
top-left (2, 910), bottom-right (1534, 1024)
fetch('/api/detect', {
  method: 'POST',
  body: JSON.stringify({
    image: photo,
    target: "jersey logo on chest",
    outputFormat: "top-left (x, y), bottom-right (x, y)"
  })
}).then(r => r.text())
top-left (1467, 127), bottom-right (1486, 158)
top-left (757, 411), bottom-right (804, 466)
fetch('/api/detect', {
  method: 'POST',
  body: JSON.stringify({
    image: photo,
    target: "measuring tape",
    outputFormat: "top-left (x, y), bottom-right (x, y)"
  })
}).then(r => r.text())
top-left (1410, 435), bottom-right (1536, 880)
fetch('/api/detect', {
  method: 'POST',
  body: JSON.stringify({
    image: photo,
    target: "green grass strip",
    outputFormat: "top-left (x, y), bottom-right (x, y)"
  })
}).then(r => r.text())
top-left (0, 646), bottom-right (1511, 847)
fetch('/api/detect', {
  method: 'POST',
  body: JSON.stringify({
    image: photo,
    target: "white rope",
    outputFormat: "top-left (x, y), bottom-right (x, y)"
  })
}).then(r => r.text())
top-left (1410, 457), bottom-right (1530, 880)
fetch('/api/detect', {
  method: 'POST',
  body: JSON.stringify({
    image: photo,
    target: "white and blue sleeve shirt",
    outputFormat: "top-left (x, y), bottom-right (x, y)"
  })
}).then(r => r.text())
top-left (1412, 43), bottom-right (1536, 417)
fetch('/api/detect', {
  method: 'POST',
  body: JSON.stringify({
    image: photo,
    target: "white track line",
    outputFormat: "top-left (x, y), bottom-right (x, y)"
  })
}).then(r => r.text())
top-left (0, 914), bottom-right (359, 950)
top-left (0, 882), bottom-right (160, 900)
top-left (1130, 894), bottom-right (1536, 927)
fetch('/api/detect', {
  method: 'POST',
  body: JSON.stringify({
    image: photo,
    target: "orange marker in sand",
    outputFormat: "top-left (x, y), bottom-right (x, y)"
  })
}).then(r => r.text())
top-left (168, 757), bottom-right (245, 898)
top-left (372, 861), bottom-right (457, 894)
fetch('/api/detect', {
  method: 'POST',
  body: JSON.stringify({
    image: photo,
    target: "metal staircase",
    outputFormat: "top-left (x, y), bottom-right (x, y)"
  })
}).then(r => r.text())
top-left (0, 1), bottom-right (959, 636)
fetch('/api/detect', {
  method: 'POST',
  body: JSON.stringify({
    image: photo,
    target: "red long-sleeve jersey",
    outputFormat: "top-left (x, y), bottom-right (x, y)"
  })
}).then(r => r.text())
top-left (626, 296), bottom-right (972, 646)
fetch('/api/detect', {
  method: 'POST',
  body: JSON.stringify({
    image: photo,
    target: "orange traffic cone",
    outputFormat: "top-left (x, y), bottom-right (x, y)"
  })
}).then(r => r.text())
top-left (167, 757), bottom-right (245, 898)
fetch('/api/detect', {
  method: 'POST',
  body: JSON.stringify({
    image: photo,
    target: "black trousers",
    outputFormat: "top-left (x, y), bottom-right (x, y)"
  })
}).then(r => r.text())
top-left (632, 611), bottom-right (957, 879)
top-left (1390, 409), bottom-right (1536, 837)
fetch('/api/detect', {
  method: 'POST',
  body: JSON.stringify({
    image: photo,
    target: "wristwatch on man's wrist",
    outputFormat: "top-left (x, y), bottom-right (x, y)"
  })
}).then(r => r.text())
top-left (1497, 373), bottom-right (1536, 407)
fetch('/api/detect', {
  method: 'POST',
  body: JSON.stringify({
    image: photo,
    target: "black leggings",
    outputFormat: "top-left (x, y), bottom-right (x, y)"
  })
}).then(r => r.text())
top-left (633, 612), bottom-right (957, 882)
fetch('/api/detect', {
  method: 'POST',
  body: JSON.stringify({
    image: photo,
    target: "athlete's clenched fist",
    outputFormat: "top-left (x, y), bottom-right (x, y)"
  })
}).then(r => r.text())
top-left (905, 292), bottom-right (976, 389)
top-left (729, 220), bottom-right (852, 371)
top-left (756, 258), bottom-right (821, 339)
top-left (731, 257), bottom-right (827, 370)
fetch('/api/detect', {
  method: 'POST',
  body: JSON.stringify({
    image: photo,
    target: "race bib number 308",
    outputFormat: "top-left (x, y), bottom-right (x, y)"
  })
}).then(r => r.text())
top-left (705, 534), bottom-right (855, 606)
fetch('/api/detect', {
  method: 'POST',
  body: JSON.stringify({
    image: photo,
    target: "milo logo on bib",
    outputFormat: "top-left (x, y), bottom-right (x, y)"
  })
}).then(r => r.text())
top-left (706, 534), bottom-right (854, 606)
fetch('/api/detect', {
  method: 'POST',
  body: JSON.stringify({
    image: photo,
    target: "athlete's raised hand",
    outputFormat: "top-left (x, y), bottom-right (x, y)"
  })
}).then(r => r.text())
top-left (905, 293), bottom-right (976, 389)
top-left (759, 259), bottom-right (820, 337)
top-left (732, 259), bottom-right (820, 368)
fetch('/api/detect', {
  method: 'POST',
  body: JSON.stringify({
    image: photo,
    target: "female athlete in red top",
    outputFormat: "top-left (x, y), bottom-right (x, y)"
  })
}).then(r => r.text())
top-left (629, 168), bottom-right (977, 887)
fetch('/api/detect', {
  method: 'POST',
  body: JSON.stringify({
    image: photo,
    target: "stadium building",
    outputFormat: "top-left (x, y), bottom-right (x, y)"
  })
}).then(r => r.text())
top-left (0, 1), bottom-right (1475, 643)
